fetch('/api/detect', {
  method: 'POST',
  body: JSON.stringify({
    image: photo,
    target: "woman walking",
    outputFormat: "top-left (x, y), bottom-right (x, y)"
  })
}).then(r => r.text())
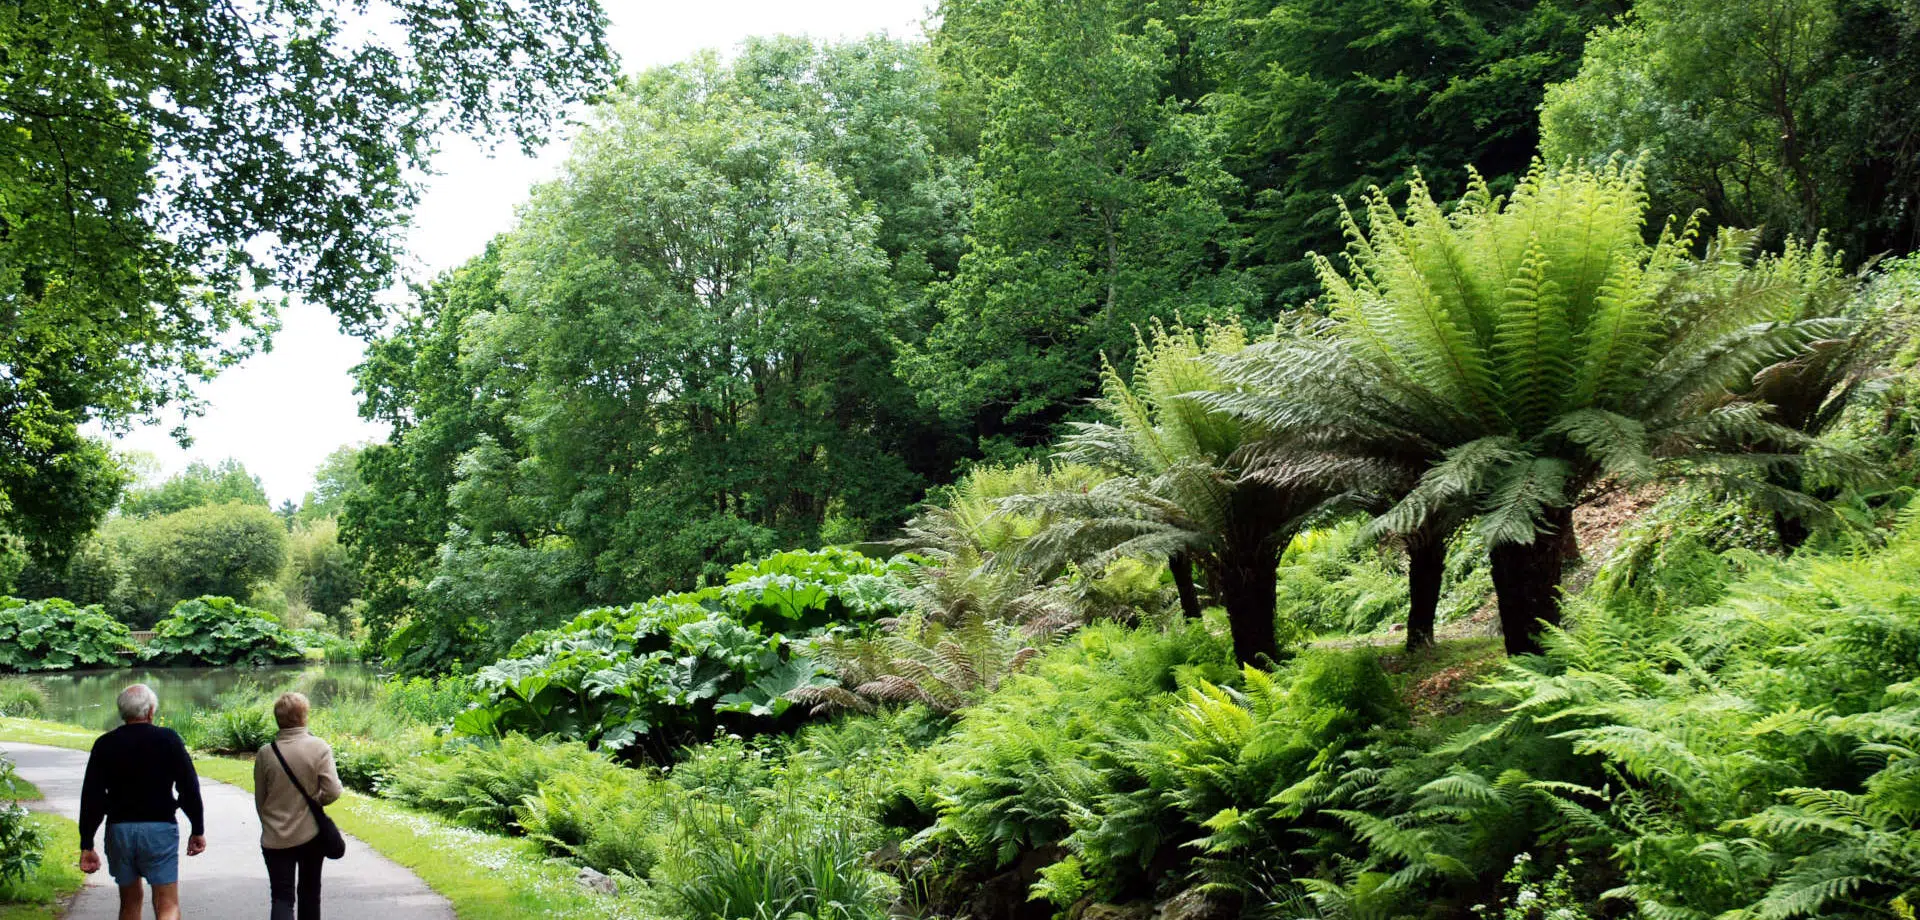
top-left (254, 692), bottom-right (343, 920)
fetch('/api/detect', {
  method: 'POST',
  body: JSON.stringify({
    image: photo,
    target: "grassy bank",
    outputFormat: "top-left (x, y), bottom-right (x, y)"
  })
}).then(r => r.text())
top-left (0, 717), bottom-right (656, 920)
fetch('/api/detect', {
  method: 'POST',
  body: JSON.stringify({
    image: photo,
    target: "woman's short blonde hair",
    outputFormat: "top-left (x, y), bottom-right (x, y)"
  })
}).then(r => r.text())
top-left (273, 692), bottom-right (311, 730)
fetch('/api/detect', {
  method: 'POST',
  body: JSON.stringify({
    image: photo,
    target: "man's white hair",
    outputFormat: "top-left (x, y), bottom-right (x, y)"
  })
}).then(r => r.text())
top-left (116, 684), bottom-right (158, 723)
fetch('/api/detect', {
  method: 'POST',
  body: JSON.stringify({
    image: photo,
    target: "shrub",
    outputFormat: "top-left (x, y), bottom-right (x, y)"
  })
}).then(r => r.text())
top-left (513, 767), bottom-right (668, 878)
top-left (0, 755), bottom-right (44, 886)
top-left (657, 790), bottom-right (896, 920)
top-left (718, 547), bottom-right (913, 633)
top-left (178, 685), bottom-right (278, 755)
top-left (188, 704), bottom-right (278, 755)
top-left (380, 676), bottom-right (470, 727)
top-left (381, 736), bottom-right (627, 834)
top-left (1264, 511), bottom-right (1920, 919)
top-left (115, 501), bottom-right (288, 627)
top-left (456, 548), bottom-right (911, 755)
top-left (286, 627), bottom-right (359, 663)
top-left (0, 678), bottom-right (46, 718)
top-left (142, 596), bottom-right (305, 667)
top-left (331, 738), bottom-right (397, 795)
top-left (461, 604), bottom-right (839, 756)
top-left (898, 622), bottom-right (1237, 896)
top-left (0, 597), bottom-right (135, 672)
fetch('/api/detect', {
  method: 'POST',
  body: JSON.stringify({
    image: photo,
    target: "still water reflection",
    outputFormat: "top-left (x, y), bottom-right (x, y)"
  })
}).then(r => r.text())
top-left (30, 664), bottom-right (384, 731)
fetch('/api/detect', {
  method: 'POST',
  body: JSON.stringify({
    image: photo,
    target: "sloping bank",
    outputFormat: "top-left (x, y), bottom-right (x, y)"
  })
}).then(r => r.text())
top-left (0, 717), bottom-right (654, 920)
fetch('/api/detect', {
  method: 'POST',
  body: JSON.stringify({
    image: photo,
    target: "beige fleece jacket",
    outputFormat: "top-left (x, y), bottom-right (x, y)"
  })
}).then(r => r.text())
top-left (253, 726), bottom-right (344, 850)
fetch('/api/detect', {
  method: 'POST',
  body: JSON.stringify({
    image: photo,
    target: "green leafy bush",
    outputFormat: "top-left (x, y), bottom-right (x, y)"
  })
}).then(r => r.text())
top-left (0, 597), bottom-right (135, 672)
top-left (513, 767), bottom-right (669, 878)
top-left (461, 549), bottom-right (905, 754)
top-left (0, 755), bottom-right (44, 885)
top-left (896, 621), bottom-right (1243, 899)
top-left (658, 788), bottom-right (896, 920)
top-left (331, 738), bottom-right (398, 795)
top-left (379, 676), bottom-right (470, 727)
top-left (142, 596), bottom-right (305, 667)
top-left (286, 627), bottom-right (359, 663)
top-left (0, 678), bottom-right (46, 718)
top-left (188, 704), bottom-right (278, 755)
top-left (1255, 511), bottom-right (1920, 919)
top-left (718, 547), bottom-right (913, 633)
top-left (382, 736), bottom-right (628, 835)
top-left (174, 684), bottom-right (279, 754)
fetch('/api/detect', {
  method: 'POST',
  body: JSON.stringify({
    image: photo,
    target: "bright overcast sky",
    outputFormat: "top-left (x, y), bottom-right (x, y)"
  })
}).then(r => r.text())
top-left (109, 0), bottom-right (934, 505)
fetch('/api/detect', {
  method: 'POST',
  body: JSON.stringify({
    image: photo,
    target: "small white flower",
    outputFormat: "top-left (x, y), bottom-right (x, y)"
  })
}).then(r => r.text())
top-left (1516, 889), bottom-right (1539, 906)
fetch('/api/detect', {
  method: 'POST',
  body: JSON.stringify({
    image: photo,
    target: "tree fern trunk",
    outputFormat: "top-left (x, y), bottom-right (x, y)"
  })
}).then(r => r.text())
top-left (1774, 512), bottom-right (1811, 551)
top-left (1218, 558), bottom-right (1279, 666)
top-left (1170, 553), bottom-right (1203, 620)
top-left (1488, 505), bottom-right (1572, 656)
top-left (1405, 529), bottom-right (1444, 651)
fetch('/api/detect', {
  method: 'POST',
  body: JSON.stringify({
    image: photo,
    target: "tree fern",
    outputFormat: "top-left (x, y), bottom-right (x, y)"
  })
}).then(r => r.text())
top-left (1222, 158), bottom-right (1859, 654)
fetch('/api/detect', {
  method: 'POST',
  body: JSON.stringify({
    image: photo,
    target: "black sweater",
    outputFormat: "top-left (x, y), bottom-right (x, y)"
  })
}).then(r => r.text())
top-left (78, 722), bottom-right (205, 850)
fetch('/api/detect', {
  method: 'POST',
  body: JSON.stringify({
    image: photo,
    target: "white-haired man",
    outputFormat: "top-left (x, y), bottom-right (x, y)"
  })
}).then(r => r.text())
top-left (77, 684), bottom-right (207, 920)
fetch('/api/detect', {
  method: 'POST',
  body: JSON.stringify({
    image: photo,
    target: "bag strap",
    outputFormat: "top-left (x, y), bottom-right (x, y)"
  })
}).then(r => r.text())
top-left (269, 741), bottom-right (324, 813)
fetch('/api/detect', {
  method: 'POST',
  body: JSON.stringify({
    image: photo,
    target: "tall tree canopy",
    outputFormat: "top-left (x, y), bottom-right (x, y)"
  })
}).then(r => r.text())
top-left (0, 0), bottom-right (615, 560)
top-left (907, 0), bottom-right (1254, 458)
top-left (120, 458), bottom-right (269, 519)
top-left (1202, 0), bottom-right (1612, 305)
top-left (348, 40), bottom-right (970, 670)
top-left (1541, 0), bottom-right (1920, 259)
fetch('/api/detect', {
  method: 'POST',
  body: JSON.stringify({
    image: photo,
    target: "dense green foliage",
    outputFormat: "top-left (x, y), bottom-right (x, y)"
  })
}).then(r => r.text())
top-left (1215, 161), bottom-right (1852, 653)
top-left (21, 4), bottom-right (1920, 920)
top-left (118, 459), bottom-right (268, 519)
top-left (0, 598), bottom-right (132, 672)
top-left (0, 680), bottom-right (43, 719)
top-left (348, 40), bottom-right (969, 665)
top-left (458, 549), bottom-right (908, 754)
top-left (16, 455), bottom-right (367, 630)
top-left (910, 0), bottom-right (1253, 453)
top-left (113, 504), bottom-right (289, 626)
top-left (142, 596), bottom-right (305, 667)
top-left (1202, 0), bottom-right (1612, 304)
top-left (0, 755), bottom-right (42, 886)
top-left (1543, 0), bottom-right (1920, 259)
top-left (0, 0), bottom-right (614, 563)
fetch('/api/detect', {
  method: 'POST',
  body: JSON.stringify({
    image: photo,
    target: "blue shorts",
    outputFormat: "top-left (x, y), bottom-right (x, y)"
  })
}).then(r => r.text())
top-left (105, 821), bottom-right (179, 887)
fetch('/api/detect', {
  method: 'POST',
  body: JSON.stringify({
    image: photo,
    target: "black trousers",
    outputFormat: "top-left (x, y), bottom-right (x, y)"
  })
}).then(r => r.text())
top-left (262, 837), bottom-right (325, 920)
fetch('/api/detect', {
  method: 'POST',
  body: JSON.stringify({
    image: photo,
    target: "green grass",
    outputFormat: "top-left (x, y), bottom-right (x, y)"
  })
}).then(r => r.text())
top-left (0, 717), bottom-right (659, 920)
top-left (0, 812), bottom-right (84, 920)
top-left (0, 718), bottom-right (96, 751)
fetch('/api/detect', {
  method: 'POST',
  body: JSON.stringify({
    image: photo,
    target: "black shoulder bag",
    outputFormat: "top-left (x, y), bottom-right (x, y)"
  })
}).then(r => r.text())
top-left (269, 741), bottom-right (347, 860)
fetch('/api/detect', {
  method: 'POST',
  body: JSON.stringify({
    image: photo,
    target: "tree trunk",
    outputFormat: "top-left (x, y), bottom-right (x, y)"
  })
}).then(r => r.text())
top-left (1404, 529), bottom-right (1445, 652)
top-left (1488, 505), bottom-right (1573, 656)
top-left (1774, 511), bottom-right (1811, 551)
top-left (1769, 466), bottom-right (1812, 550)
top-left (1170, 553), bottom-right (1203, 620)
top-left (1218, 558), bottom-right (1280, 666)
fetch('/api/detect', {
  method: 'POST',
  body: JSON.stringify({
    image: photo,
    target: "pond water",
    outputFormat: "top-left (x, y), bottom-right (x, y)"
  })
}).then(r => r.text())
top-left (29, 663), bottom-right (386, 732)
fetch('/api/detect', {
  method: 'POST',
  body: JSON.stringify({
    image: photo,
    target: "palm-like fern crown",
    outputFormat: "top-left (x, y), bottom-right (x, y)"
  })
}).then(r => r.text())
top-left (1026, 320), bottom-right (1333, 569)
top-left (1318, 159), bottom-right (1694, 436)
top-left (1271, 159), bottom-right (1845, 545)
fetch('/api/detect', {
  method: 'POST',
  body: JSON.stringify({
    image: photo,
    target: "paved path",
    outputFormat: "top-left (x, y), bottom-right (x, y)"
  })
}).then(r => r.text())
top-left (1, 741), bottom-right (454, 920)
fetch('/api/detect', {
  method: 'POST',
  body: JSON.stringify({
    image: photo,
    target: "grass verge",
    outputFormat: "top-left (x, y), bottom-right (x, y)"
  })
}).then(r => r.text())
top-left (0, 717), bottom-right (658, 920)
top-left (0, 813), bottom-right (84, 920)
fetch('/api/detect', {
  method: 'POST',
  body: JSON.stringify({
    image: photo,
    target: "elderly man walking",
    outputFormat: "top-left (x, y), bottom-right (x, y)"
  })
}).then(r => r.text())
top-left (77, 684), bottom-right (207, 920)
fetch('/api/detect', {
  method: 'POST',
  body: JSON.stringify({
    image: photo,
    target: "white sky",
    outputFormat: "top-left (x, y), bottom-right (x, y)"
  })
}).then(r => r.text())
top-left (110, 0), bottom-right (934, 505)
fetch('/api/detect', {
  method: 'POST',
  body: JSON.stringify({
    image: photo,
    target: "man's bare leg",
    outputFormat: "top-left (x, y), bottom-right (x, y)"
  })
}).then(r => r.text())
top-left (117, 881), bottom-right (143, 920)
top-left (152, 882), bottom-right (181, 920)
